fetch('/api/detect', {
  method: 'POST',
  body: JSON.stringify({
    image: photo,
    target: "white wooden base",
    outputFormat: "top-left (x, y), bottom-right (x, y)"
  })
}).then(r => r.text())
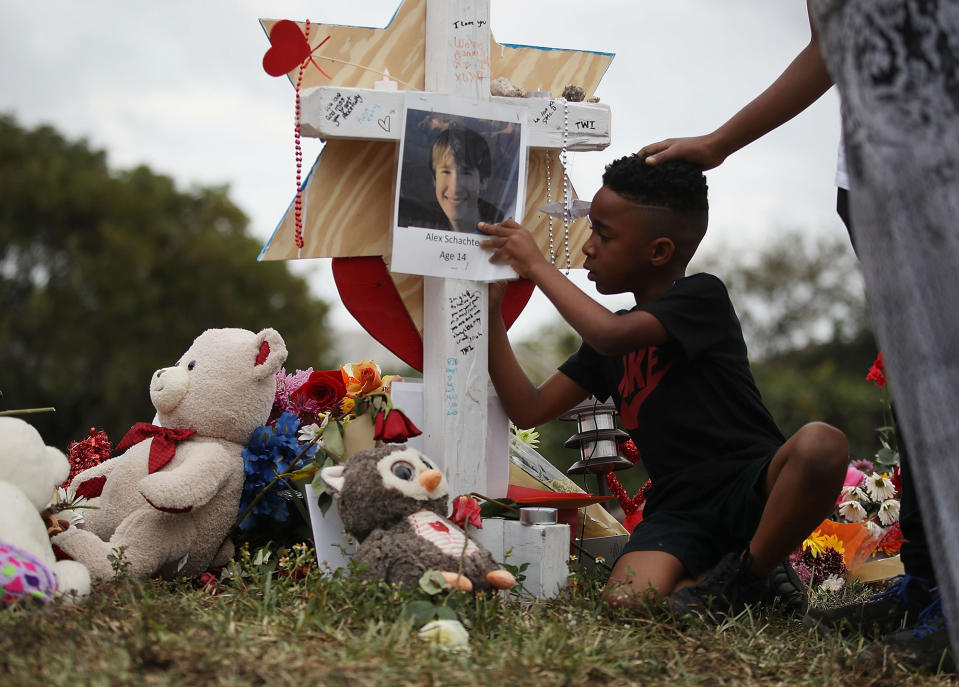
top-left (471, 518), bottom-right (570, 598)
top-left (305, 484), bottom-right (357, 574)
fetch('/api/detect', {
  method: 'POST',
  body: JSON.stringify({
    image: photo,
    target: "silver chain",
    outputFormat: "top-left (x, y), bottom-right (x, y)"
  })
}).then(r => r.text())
top-left (545, 98), bottom-right (571, 271)
top-left (546, 147), bottom-right (555, 265)
top-left (561, 98), bottom-right (571, 273)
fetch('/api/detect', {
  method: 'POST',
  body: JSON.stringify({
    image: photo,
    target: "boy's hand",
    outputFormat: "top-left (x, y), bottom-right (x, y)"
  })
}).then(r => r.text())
top-left (478, 219), bottom-right (549, 280)
top-left (639, 135), bottom-right (726, 170)
top-left (488, 280), bottom-right (507, 321)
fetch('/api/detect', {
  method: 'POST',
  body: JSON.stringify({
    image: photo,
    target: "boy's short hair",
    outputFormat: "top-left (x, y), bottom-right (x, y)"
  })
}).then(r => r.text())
top-left (602, 154), bottom-right (708, 213)
top-left (430, 123), bottom-right (492, 181)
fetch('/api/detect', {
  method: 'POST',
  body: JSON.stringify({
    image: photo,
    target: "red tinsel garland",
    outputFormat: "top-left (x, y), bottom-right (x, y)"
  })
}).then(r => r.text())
top-left (63, 427), bottom-right (112, 487)
top-left (621, 438), bottom-right (641, 464)
top-left (605, 473), bottom-right (652, 516)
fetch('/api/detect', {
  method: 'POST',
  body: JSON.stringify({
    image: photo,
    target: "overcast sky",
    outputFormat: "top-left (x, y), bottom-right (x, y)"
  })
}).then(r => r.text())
top-left (1, 1), bottom-right (846, 344)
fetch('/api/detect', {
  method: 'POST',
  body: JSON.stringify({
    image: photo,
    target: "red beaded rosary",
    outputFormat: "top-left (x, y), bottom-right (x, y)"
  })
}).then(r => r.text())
top-left (292, 20), bottom-right (311, 253)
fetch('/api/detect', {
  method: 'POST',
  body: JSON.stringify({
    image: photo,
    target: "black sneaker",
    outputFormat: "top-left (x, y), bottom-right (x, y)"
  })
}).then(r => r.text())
top-left (765, 559), bottom-right (808, 616)
top-left (803, 574), bottom-right (934, 637)
top-left (670, 551), bottom-right (766, 621)
top-left (856, 595), bottom-right (956, 674)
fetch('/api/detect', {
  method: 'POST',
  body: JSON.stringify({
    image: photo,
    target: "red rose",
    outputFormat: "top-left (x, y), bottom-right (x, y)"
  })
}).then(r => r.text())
top-left (291, 370), bottom-right (347, 411)
top-left (866, 351), bottom-right (886, 388)
top-left (373, 409), bottom-right (422, 443)
top-left (450, 495), bottom-right (483, 530)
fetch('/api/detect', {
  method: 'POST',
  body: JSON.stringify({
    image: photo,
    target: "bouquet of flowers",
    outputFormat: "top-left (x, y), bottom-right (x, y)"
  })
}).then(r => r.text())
top-left (791, 529), bottom-right (850, 591)
top-left (790, 352), bottom-right (904, 592)
top-left (834, 462), bottom-right (901, 531)
top-left (832, 351), bottom-right (904, 552)
top-left (236, 359), bottom-right (421, 536)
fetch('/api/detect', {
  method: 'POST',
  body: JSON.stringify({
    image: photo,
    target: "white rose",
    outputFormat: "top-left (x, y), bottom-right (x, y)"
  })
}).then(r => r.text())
top-left (418, 619), bottom-right (470, 652)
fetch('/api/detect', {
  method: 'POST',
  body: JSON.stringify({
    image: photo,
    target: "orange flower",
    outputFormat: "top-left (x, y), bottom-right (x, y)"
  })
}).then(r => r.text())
top-left (876, 522), bottom-right (905, 556)
top-left (341, 359), bottom-right (383, 396)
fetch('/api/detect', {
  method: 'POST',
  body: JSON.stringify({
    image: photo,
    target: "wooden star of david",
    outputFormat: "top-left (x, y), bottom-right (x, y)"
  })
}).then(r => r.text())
top-left (258, 0), bottom-right (613, 365)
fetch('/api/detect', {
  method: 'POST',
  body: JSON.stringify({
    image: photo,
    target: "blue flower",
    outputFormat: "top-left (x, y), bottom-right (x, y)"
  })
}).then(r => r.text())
top-left (237, 414), bottom-right (317, 530)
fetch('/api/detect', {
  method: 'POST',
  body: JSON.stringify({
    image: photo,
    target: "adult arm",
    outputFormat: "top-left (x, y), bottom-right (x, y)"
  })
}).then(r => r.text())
top-left (640, 0), bottom-right (833, 169)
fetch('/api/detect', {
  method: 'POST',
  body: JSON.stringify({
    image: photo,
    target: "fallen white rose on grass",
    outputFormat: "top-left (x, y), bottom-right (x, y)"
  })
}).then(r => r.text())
top-left (819, 575), bottom-right (846, 593)
top-left (418, 619), bottom-right (470, 652)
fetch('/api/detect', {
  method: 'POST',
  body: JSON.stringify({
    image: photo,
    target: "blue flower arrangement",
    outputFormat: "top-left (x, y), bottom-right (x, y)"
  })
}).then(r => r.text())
top-left (237, 412), bottom-right (318, 531)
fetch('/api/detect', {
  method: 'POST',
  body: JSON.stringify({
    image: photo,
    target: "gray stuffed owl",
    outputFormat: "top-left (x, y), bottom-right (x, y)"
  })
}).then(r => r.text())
top-left (320, 445), bottom-right (515, 592)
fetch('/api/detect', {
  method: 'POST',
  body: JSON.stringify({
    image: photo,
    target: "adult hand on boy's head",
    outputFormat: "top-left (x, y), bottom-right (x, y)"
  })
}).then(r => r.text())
top-left (639, 134), bottom-right (726, 170)
top-left (478, 219), bottom-right (548, 280)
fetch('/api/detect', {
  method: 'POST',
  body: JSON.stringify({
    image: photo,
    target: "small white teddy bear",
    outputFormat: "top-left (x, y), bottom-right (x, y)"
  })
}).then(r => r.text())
top-left (0, 417), bottom-right (91, 603)
top-left (52, 328), bottom-right (287, 581)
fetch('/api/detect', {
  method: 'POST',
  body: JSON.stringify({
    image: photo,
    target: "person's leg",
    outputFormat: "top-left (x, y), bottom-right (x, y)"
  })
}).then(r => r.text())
top-left (748, 422), bottom-right (848, 575)
top-left (603, 550), bottom-right (689, 608)
top-left (670, 427), bottom-right (846, 620)
top-left (836, 186), bottom-right (857, 254)
top-left (814, 0), bottom-right (959, 667)
top-left (892, 405), bottom-right (937, 583)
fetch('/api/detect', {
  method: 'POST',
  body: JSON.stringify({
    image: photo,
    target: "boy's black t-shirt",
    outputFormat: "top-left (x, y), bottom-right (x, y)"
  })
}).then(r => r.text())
top-left (558, 273), bottom-right (784, 516)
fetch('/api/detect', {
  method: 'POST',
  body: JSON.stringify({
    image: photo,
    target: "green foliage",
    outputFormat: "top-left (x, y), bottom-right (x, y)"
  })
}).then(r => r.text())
top-left (0, 116), bottom-right (334, 448)
top-left (692, 231), bottom-right (870, 360)
top-left (752, 341), bottom-right (883, 461)
top-left (107, 546), bottom-right (131, 578)
top-left (0, 545), bottom-right (952, 685)
top-left (692, 231), bottom-right (883, 457)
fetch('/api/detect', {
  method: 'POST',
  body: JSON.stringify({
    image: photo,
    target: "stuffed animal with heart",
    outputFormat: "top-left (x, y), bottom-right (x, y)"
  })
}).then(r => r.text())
top-left (52, 328), bottom-right (287, 581)
top-left (0, 417), bottom-right (91, 604)
top-left (320, 445), bottom-right (515, 592)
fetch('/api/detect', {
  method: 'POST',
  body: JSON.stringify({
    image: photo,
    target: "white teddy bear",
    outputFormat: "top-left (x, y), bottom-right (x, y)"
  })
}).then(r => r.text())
top-left (0, 417), bottom-right (91, 603)
top-left (52, 328), bottom-right (287, 581)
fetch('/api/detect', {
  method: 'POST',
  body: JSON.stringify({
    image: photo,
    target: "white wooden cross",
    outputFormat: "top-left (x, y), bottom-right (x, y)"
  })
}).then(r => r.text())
top-left (259, 0), bottom-right (612, 500)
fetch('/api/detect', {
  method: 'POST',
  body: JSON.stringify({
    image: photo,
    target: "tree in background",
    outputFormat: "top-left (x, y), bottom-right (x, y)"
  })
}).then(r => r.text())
top-left (0, 116), bottom-right (333, 449)
top-left (694, 231), bottom-right (870, 360)
top-left (696, 231), bottom-right (882, 464)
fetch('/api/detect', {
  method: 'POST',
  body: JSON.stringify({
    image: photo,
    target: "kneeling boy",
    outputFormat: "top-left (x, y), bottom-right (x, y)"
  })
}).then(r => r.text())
top-left (480, 155), bottom-right (848, 616)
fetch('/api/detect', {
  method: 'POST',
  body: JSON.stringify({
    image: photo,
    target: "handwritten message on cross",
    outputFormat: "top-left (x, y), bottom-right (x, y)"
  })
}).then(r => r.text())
top-left (259, 0), bottom-right (613, 499)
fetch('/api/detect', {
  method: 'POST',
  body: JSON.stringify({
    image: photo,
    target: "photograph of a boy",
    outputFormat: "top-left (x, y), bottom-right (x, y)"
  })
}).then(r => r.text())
top-left (397, 112), bottom-right (519, 234)
top-left (479, 155), bottom-right (849, 617)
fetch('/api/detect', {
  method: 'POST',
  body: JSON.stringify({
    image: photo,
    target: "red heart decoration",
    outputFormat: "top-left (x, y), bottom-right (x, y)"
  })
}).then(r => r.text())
top-left (263, 20), bottom-right (311, 77)
top-left (332, 257), bottom-right (535, 372)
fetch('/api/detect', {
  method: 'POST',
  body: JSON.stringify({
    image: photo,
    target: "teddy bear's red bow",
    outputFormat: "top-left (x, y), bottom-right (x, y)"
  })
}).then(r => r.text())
top-left (115, 423), bottom-right (197, 474)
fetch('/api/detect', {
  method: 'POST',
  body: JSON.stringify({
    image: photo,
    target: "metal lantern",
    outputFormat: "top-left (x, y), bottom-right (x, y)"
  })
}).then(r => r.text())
top-left (560, 397), bottom-right (634, 482)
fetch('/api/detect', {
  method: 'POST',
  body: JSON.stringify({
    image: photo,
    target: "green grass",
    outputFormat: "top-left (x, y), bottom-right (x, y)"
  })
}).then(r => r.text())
top-left (1, 544), bottom-right (955, 687)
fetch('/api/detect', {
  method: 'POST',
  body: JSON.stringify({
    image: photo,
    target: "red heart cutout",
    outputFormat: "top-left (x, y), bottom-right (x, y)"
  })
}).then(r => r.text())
top-left (263, 20), bottom-right (311, 77)
top-left (332, 257), bottom-right (535, 372)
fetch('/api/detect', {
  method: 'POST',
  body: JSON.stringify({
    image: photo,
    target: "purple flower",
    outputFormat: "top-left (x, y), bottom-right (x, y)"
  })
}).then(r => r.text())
top-left (271, 368), bottom-right (319, 423)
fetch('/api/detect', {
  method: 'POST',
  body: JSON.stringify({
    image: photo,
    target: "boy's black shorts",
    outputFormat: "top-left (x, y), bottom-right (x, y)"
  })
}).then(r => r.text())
top-left (617, 451), bottom-right (775, 578)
